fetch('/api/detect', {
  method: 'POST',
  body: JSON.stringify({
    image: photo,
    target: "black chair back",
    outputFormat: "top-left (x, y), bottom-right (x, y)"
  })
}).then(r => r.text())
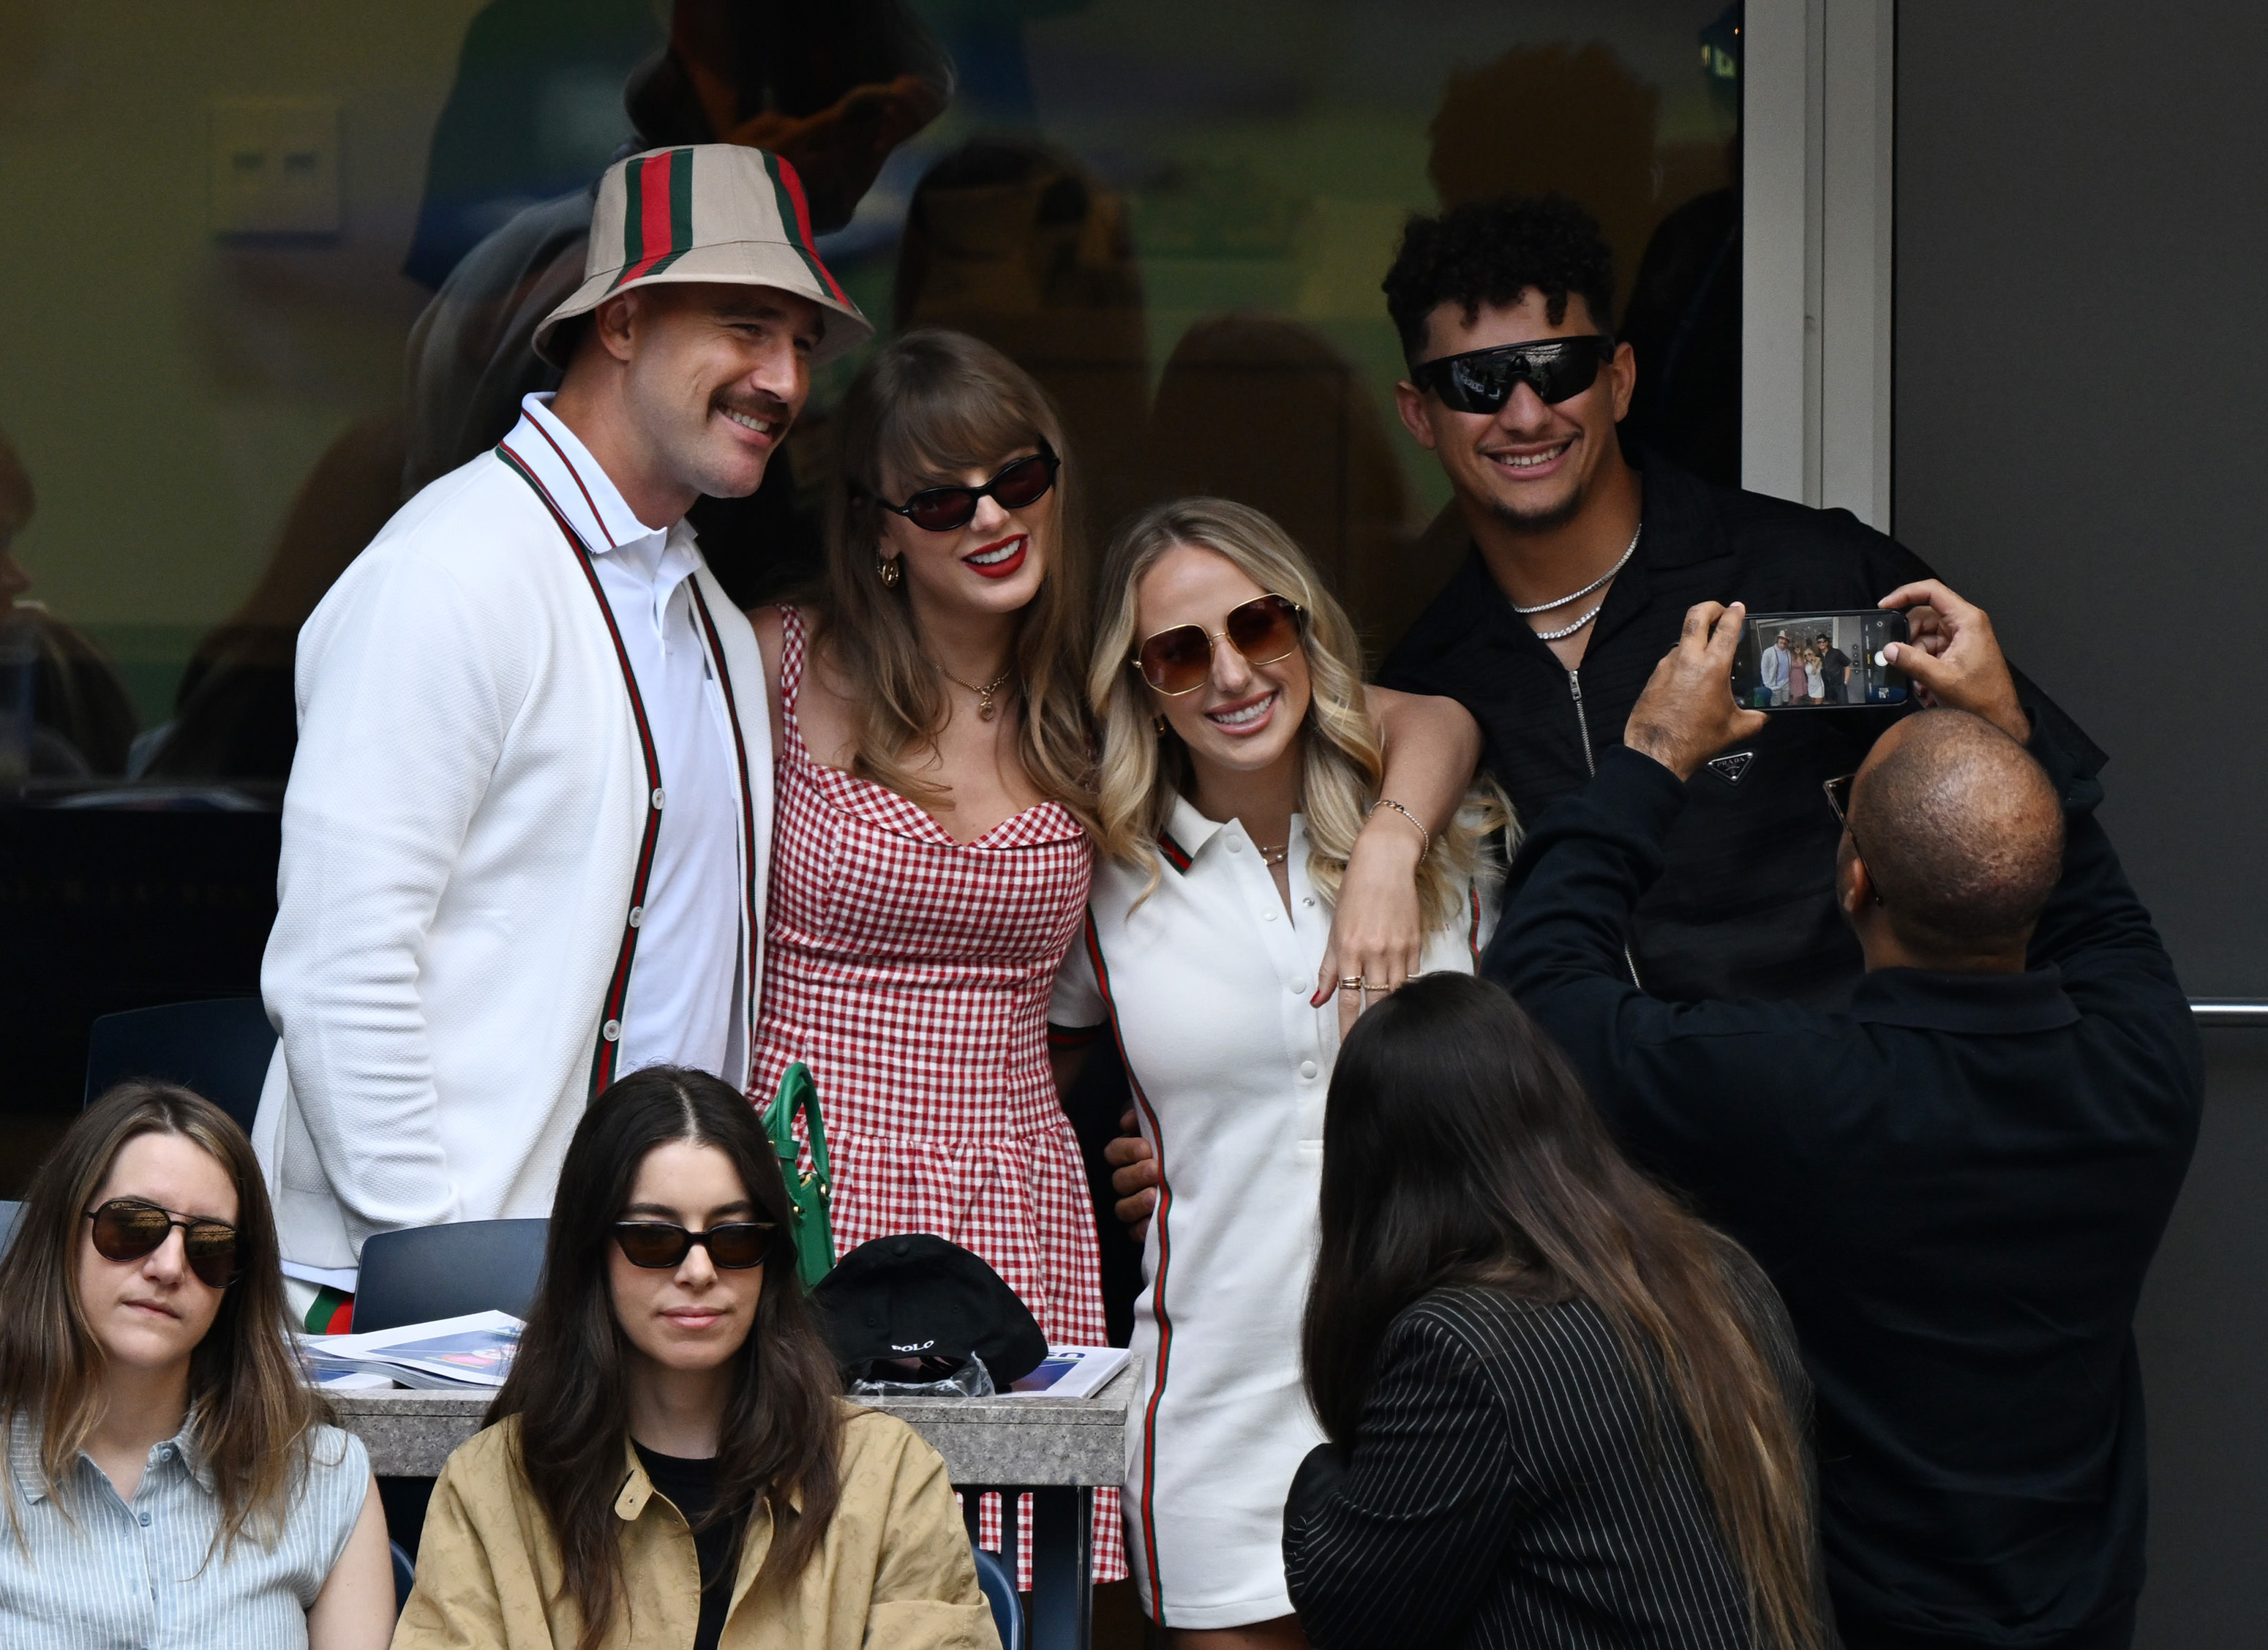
top-left (85, 997), bottom-right (277, 1135)
top-left (352, 1219), bottom-right (549, 1332)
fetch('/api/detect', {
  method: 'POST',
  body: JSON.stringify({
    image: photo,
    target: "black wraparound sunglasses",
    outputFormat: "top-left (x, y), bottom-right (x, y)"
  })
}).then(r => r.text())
top-left (612, 1220), bottom-right (776, 1270)
top-left (859, 445), bottom-right (1060, 533)
top-left (1411, 335), bottom-right (1616, 414)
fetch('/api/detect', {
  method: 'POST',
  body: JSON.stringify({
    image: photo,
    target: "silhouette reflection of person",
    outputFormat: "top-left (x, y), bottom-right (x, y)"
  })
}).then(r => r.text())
top-left (1620, 4), bottom-right (1742, 485)
top-left (0, 429), bottom-right (138, 779)
top-left (1142, 313), bottom-right (1413, 656)
top-left (893, 135), bottom-right (1151, 541)
top-left (149, 1), bottom-right (947, 782)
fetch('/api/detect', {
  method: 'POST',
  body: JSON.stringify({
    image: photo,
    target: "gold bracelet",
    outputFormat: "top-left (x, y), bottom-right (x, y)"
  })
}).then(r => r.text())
top-left (1370, 797), bottom-right (1430, 858)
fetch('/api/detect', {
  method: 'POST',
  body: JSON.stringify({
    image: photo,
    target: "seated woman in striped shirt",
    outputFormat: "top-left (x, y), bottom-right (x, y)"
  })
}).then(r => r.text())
top-left (1285, 974), bottom-right (1825, 1650)
top-left (1049, 497), bottom-right (1501, 1647)
top-left (0, 1082), bottom-right (392, 1649)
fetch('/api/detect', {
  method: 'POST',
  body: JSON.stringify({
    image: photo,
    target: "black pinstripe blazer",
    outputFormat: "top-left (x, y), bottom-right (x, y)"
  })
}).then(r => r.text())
top-left (1283, 1278), bottom-right (1818, 1650)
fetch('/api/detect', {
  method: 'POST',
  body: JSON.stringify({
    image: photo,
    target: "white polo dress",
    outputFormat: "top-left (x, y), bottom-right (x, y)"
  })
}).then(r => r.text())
top-left (1049, 797), bottom-right (1490, 1629)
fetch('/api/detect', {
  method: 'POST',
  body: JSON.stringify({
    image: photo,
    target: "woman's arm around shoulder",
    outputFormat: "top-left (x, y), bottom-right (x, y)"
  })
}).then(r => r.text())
top-left (841, 1406), bottom-right (1002, 1650)
top-left (1283, 1295), bottom-right (1519, 1650)
top-left (1313, 687), bottom-right (1484, 1019)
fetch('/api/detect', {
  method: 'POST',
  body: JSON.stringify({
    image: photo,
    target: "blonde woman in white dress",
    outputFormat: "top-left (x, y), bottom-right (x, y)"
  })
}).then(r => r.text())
top-left (1048, 498), bottom-right (1504, 1647)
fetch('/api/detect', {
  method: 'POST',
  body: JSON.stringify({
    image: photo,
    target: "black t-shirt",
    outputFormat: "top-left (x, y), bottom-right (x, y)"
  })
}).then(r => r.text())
top-left (634, 1443), bottom-right (743, 1650)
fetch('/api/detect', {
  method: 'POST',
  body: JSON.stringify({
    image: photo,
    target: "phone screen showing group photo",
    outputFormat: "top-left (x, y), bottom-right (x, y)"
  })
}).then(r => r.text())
top-left (1731, 612), bottom-right (1909, 710)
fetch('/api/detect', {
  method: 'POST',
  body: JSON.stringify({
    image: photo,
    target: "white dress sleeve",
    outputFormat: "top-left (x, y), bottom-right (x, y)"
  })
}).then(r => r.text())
top-left (1048, 916), bottom-right (1107, 1030)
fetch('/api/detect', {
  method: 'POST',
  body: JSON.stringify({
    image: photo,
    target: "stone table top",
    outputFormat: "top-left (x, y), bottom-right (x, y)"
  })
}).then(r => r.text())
top-left (334, 1360), bottom-right (1138, 1486)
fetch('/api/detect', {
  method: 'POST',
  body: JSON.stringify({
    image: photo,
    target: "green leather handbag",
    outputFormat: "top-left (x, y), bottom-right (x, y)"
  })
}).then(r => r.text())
top-left (764, 1062), bottom-right (836, 1291)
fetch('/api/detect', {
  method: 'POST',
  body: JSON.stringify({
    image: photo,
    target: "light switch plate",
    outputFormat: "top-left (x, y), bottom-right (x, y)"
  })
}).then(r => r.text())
top-left (209, 96), bottom-right (341, 236)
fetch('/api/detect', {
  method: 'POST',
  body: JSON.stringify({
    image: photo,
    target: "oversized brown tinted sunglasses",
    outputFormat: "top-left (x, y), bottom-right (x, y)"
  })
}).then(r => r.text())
top-left (85, 1198), bottom-right (241, 1289)
top-left (1132, 593), bottom-right (1307, 696)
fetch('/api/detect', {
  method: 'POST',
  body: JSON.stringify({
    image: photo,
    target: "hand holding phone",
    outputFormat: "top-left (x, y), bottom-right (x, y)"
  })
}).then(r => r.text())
top-left (1876, 580), bottom-right (2029, 742)
top-left (1626, 602), bottom-right (1771, 781)
top-left (1730, 609), bottom-right (1910, 710)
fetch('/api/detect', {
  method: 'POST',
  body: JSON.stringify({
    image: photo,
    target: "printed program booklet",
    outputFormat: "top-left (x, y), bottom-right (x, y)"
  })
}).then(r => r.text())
top-left (1006, 1346), bottom-right (1130, 1399)
top-left (304, 1309), bottom-right (524, 1390)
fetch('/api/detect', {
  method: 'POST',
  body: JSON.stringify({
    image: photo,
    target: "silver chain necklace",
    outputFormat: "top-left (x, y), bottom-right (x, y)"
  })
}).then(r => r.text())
top-left (1512, 522), bottom-right (1642, 615)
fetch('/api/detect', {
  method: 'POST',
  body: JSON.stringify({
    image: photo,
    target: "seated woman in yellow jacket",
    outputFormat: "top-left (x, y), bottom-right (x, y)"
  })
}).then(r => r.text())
top-left (395, 1067), bottom-right (999, 1650)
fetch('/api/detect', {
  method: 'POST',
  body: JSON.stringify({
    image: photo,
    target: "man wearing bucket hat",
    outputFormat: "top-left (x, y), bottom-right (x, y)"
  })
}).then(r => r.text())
top-left (253, 144), bottom-right (871, 1330)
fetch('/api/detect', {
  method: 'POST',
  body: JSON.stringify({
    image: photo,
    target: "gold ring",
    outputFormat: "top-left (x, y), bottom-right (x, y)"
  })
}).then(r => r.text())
top-left (1337, 975), bottom-right (1366, 992)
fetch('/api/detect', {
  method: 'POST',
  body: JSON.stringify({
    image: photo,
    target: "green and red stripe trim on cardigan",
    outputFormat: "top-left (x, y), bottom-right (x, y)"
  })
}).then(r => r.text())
top-left (610, 147), bottom-right (699, 290)
top-left (495, 440), bottom-right (665, 1098)
top-left (302, 1286), bottom-right (354, 1335)
top-left (686, 580), bottom-right (765, 1068)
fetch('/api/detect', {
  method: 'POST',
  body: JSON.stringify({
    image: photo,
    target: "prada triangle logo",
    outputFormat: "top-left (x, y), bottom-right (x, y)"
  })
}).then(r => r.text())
top-left (1706, 750), bottom-right (1755, 784)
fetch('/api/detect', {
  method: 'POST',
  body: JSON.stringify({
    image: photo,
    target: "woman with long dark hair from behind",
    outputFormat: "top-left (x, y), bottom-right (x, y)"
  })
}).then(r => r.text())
top-left (1285, 975), bottom-right (1823, 1650)
top-left (396, 1066), bottom-right (996, 1650)
top-left (0, 1082), bottom-right (391, 1647)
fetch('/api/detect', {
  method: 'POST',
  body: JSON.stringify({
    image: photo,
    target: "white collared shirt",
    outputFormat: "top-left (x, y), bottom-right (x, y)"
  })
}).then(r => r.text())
top-left (506, 394), bottom-right (744, 1084)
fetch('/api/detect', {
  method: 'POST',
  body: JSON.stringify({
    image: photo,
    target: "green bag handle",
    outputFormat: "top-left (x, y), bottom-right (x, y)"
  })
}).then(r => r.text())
top-left (765, 1062), bottom-right (836, 1292)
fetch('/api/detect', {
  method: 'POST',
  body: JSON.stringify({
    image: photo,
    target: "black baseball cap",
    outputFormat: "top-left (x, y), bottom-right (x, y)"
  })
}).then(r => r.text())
top-left (811, 1234), bottom-right (1048, 1387)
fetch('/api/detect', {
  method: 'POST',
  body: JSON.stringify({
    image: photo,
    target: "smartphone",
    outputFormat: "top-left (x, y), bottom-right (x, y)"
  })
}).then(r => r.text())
top-left (1730, 610), bottom-right (1910, 709)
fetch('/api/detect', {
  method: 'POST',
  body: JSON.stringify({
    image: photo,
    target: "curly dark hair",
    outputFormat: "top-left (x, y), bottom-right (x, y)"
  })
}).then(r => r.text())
top-left (1383, 195), bottom-right (1617, 368)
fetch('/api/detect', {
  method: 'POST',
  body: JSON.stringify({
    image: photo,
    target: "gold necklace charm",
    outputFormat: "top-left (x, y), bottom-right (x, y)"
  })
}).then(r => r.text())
top-left (1255, 841), bottom-right (1288, 867)
top-left (939, 664), bottom-right (1015, 721)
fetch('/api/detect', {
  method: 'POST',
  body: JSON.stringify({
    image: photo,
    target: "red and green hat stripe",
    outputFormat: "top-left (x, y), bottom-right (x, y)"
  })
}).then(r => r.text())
top-left (612, 147), bottom-right (697, 289)
top-left (759, 151), bottom-right (850, 304)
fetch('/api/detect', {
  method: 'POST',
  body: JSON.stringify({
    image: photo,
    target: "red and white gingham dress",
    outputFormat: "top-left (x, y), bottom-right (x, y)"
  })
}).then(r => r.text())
top-left (751, 605), bottom-right (1123, 1580)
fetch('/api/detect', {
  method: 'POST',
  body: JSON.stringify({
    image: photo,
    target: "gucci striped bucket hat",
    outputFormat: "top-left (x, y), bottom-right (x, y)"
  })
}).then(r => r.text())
top-left (533, 144), bottom-right (872, 367)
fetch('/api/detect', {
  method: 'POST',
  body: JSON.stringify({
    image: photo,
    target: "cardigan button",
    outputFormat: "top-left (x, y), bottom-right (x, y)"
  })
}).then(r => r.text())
top-left (1299, 1060), bottom-right (1319, 1080)
top-left (602, 1019), bottom-right (622, 1042)
top-left (628, 907), bottom-right (644, 928)
top-left (651, 787), bottom-right (666, 811)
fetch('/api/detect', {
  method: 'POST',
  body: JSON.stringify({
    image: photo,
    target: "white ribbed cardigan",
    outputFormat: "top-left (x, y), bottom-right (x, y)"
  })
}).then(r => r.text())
top-left (251, 450), bottom-right (770, 1274)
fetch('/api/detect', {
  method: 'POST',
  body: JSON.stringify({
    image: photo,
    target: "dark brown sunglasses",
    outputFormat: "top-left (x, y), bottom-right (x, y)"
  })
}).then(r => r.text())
top-left (612, 1220), bottom-right (776, 1270)
top-left (1133, 593), bottom-right (1307, 696)
top-left (85, 1198), bottom-right (241, 1289)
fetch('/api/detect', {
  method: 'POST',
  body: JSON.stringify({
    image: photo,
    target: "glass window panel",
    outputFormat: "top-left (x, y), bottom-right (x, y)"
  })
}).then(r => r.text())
top-left (0, 0), bottom-right (1738, 1154)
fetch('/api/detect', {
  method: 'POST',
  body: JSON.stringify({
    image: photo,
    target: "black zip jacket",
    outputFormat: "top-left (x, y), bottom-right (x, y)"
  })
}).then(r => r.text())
top-left (1378, 455), bottom-right (2103, 1006)
top-left (1484, 738), bottom-right (2203, 1649)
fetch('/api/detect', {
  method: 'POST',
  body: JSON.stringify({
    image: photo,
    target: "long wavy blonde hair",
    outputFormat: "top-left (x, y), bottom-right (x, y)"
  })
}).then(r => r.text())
top-left (810, 328), bottom-right (1096, 831)
top-left (1091, 498), bottom-right (1504, 921)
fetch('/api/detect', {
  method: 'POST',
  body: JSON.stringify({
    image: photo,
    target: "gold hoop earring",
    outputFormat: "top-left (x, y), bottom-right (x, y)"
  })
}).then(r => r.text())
top-left (877, 555), bottom-right (901, 588)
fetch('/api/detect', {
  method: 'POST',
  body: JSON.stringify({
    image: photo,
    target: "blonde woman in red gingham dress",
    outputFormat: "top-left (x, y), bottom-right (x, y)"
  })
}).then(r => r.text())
top-left (747, 329), bottom-right (1124, 1580)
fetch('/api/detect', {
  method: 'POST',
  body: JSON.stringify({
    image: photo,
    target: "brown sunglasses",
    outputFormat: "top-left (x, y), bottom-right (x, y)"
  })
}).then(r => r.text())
top-left (1132, 593), bottom-right (1307, 696)
top-left (85, 1198), bottom-right (241, 1289)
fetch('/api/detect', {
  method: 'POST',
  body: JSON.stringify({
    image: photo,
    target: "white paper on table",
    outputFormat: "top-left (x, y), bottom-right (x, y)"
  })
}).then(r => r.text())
top-left (303, 1309), bottom-right (524, 1390)
top-left (1004, 1346), bottom-right (1130, 1399)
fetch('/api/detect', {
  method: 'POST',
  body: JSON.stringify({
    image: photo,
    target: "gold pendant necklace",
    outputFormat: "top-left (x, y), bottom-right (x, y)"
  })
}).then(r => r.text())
top-left (939, 663), bottom-right (1015, 721)
top-left (1255, 841), bottom-right (1288, 866)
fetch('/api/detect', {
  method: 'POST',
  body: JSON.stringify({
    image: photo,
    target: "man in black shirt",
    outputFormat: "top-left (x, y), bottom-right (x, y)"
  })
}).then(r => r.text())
top-left (1489, 586), bottom-right (2202, 1650)
top-left (1818, 631), bottom-right (1852, 703)
top-left (1375, 197), bottom-right (2097, 1005)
